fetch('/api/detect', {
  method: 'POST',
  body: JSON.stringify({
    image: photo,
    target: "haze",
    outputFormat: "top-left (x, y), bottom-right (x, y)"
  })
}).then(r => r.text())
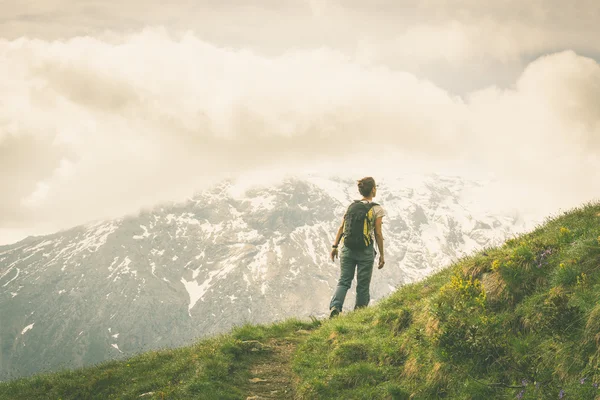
top-left (1, 0), bottom-right (599, 244)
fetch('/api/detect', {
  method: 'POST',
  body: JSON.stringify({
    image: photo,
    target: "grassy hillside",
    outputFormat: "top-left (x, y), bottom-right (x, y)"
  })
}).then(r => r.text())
top-left (2, 202), bottom-right (600, 399)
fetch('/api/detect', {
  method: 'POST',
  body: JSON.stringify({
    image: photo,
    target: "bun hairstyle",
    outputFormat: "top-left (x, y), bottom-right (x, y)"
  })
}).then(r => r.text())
top-left (357, 177), bottom-right (376, 197)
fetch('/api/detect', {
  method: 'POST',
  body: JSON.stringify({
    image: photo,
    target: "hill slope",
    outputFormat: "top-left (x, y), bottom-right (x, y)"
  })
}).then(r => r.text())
top-left (2, 202), bottom-right (599, 399)
top-left (0, 174), bottom-right (531, 381)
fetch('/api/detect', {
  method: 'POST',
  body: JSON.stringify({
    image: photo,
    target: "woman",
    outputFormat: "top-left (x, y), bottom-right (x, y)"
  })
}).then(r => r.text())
top-left (329, 177), bottom-right (386, 318)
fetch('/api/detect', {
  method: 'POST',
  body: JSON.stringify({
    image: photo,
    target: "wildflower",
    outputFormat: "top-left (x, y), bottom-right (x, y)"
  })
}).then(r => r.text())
top-left (560, 263), bottom-right (565, 269)
top-left (593, 382), bottom-right (598, 388)
top-left (516, 389), bottom-right (525, 399)
top-left (581, 377), bottom-right (587, 384)
top-left (559, 389), bottom-right (565, 398)
top-left (522, 379), bottom-right (528, 386)
top-left (492, 260), bottom-right (500, 271)
top-left (536, 247), bottom-right (554, 267)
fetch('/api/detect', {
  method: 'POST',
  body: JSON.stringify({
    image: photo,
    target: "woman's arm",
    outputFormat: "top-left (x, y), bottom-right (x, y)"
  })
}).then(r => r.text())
top-left (330, 219), bottom-right (344, 261)
top-left (374, 216), bottom-right (385, 269)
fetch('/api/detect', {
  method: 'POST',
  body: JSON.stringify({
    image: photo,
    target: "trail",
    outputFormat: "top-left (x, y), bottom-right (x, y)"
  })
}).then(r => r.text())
top-left (243, 333), bottom-right (310, 400)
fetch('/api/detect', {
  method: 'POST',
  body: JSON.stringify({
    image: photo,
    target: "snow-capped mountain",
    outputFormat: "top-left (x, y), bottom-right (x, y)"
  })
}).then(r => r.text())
top-left (0, 174), bottom-right (535, 380)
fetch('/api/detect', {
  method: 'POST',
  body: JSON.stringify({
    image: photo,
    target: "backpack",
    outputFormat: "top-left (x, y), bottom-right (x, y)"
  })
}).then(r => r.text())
top-left (342, 200), bottom-right (377, 250)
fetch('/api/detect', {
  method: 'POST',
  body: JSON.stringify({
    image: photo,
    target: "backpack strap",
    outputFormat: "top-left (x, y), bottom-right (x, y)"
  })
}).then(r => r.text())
top-left (358, 200), bottom-right (378, 210)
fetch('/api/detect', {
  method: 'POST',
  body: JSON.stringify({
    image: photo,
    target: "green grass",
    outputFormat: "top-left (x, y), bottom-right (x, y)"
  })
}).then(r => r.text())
top-left (293, 202), bottom-right (600, 399)
top-left (3, 202), bottom-right (600, 399)
top-left (0, 319), bottom-right (320, 399)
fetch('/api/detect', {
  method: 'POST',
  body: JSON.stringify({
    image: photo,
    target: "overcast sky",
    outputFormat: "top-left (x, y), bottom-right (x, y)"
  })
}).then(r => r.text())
top-left (1, 1), bottom-right (600, 245)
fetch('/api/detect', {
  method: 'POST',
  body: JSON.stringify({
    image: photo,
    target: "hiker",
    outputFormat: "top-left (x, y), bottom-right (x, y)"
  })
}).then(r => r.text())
top-left (329, 177), bottom-right (386, 318)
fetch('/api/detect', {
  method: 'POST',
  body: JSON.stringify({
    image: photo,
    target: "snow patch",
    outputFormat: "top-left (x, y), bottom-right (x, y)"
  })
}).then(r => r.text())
top-left (107, 257), bottom-right (119, 272)
top-left (73, 221), bottom-right (119, 255)
top-left (199, 221), bottom-right (224, 235)
top-left (107, 257), bottom-right (133, 281)
top-left (133, 225), bottom-right (150, 240)
top-left (237, 229), bottom-right (261, 242)
top-left (192, 266), bottom-right (202, 280)
top-left (248, 242), bottom-right (271, 281)
top-left (229, 205), bottom-right (242, 217)
top-left (0, 265), bottom-right (16, 280)
top-left (247, 195), bottom-right (277, 211)
top-left (111, 344), bottom-right (123, 353)
top-left (21, 323), bottom-right (34, 334)
top-left (420, 223), bottom-right (443, 254)
top-left (2, 268), bottom-right (20, 287)
top-left (177, 213), bottom-right (200, 225)
top-left (303, 175), bottom-right (352, 206)
top-left (290, 265), bottom-right (300, 277)
top-left (24, 240), bottom-right (54, 253)
top-left (181, 262), bottom-right (238, 315)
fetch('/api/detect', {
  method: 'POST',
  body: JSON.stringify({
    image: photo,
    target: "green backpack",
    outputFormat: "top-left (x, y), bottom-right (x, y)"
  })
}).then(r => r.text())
top-left (342, 200), bottom-right (377, 250)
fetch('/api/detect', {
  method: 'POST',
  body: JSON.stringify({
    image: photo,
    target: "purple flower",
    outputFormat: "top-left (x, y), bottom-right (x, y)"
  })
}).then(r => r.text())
top-left (536, 248), bottom-right (554, 267)
top-left (594, 382), bottom-right (599, 388)
top-left (559, 389), bottom-right (565, 398)
top-left (522, 379), bottom-right (528, 386)
top-left (516, 389), bottom-right (525, 399)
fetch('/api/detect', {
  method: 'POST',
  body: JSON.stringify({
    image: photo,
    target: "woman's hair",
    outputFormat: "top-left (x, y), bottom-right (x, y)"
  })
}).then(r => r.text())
top-left (357, 177), bottom-right (376, 197)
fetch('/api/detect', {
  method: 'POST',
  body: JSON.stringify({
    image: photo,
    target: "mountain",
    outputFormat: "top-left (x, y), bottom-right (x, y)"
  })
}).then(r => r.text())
top-left (2, 200), bottom-right (599, 400)
top-left (0, 174), bottom-right (534, 381)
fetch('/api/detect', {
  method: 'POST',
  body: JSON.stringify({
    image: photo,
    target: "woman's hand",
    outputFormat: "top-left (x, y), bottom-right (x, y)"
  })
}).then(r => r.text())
top-left (378, 256), bottom-right (385, 269)
top-left (330, 248), bottom-right (339, 262)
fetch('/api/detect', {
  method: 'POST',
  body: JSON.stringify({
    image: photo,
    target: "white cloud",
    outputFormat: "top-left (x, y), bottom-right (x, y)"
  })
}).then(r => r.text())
top-left (0, 29), bottom-right (599, 244)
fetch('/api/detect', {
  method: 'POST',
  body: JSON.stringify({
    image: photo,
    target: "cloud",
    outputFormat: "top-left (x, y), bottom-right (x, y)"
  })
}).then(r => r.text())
top-left (0, 29), bottom-right (599, 244)
top-left (3, 1), bottom-right (600, 96)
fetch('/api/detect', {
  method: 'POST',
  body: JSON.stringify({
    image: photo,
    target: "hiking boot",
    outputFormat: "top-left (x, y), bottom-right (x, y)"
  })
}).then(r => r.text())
top-left (329, 307), bottom-right (341, 319)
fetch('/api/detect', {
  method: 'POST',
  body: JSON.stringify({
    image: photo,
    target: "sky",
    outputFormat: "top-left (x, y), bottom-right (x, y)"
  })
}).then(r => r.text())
top-left (1, 0), bottom-right (600, 245)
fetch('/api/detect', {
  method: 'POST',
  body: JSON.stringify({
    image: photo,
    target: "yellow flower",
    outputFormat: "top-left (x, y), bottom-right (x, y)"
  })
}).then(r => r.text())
top-left (491, 260), bottom-right (500, 271)
top-left (560, 227), bottom-right (571, 236)
top-left (559, 263), bottom-right (565, 269)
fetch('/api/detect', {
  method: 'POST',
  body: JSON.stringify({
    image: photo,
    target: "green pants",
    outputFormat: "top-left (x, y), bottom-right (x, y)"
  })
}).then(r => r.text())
top-left (329, 244), bottom-right (375, 312)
